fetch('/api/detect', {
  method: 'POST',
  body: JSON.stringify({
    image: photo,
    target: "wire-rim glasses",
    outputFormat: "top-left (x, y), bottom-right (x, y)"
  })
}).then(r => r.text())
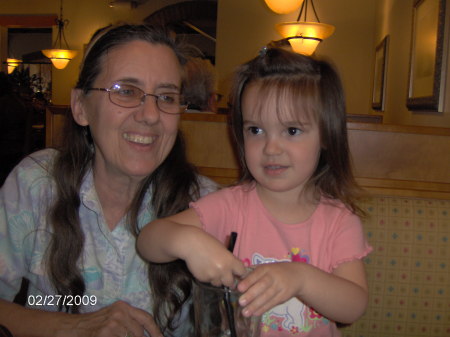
top-left (87, 83), bottom-right (187, 114)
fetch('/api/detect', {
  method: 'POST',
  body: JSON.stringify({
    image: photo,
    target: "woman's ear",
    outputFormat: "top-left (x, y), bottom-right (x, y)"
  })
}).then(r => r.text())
top-left (71, 88), bottom-right (89, 126)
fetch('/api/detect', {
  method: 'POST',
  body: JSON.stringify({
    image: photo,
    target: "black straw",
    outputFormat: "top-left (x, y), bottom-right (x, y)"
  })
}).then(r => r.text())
top-left (224, 231), bottom-right (238, 337)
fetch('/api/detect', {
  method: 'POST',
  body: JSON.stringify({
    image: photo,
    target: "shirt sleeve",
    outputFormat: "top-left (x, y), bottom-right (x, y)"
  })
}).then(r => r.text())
top-left (330, 211), bottom-right (372, 269)
top-left (0, 152), bottom-right (53, 300)
top-left (310, 203), bottom-right (372, 272)
top-left (189, 187), bottom-right (238, 244)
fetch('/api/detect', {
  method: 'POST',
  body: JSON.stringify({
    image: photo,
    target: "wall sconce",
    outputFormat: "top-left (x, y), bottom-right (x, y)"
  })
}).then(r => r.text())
top-left (6, 58), bottom-right (22, 74)
top-left (274, 0), bottom-right (335, 55)
top-left (264, 0), bottom-right (304, 14)
top-left (42, 0), bottom-right (77, 69)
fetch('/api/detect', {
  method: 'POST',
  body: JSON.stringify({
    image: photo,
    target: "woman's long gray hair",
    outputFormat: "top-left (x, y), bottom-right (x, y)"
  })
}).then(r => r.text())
top-left (47, 24), bottom-right (199, 332)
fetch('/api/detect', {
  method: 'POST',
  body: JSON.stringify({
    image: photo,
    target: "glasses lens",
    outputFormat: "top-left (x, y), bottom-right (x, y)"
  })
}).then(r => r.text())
top-left (157, 93), bottom-right (186, 114)
top-left (109, 83), bottom-right (143, 108)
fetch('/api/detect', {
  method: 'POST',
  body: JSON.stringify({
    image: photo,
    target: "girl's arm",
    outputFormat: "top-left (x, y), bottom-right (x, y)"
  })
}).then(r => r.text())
top-left (137, 209), bottom-right (246, 287)
top-left (237, 259), bottom-right (368, 324)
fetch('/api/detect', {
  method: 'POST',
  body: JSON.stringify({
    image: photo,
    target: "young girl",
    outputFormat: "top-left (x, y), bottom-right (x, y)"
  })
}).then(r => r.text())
top-left (137, 47), bottom-right (372, 336)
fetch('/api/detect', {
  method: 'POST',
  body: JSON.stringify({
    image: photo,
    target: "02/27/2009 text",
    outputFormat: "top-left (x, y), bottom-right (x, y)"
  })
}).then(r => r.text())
top-left (27, 294), bottom-right (97, 307)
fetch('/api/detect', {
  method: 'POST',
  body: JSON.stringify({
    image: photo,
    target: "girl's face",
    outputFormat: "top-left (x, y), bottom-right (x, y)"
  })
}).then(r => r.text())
top-left (241, 81), bottom-right (322, 199)
top-left (71, 40), bottom-right (182, 185)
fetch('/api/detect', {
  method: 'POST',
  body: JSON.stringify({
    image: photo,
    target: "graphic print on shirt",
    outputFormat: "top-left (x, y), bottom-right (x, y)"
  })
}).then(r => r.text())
top-left (250, 249), bottom-right (330, 335)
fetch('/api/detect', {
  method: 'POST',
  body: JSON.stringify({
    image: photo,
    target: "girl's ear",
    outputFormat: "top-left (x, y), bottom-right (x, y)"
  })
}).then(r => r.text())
top-left (71, 88), bottom-right (89, 126)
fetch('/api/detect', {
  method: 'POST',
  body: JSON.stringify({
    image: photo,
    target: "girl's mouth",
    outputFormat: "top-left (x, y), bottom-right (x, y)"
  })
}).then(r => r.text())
top-left (264, 165), bottom-right (288, 174)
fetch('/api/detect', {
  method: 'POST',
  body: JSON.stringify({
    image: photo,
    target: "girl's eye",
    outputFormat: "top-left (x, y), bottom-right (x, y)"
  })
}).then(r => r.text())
top-left (248, 126), bottom-right (263, 135)
top-left (287, 127), bottom-right (302, 136)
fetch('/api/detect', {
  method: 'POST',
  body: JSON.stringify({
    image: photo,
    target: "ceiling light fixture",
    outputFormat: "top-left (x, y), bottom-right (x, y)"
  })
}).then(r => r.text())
top-left (264, 0), bottom-right (304, 14)
top-left (275, 0), bottom-right (335, 55)
top-left (42, 0), bottom-right (77, 69)
top-left (6, 58), bottom-right (22, 74)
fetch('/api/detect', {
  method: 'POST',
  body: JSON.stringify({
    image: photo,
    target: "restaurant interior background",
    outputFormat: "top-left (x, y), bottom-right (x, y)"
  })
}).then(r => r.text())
top-left (1, 2), bottom-right (450, 337)
top-left (1, 0), bottom-right (449, 128)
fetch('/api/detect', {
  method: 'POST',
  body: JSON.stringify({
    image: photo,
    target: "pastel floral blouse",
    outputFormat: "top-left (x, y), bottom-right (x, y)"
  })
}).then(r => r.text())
top-left (0, 149), bottom-right (217, 316)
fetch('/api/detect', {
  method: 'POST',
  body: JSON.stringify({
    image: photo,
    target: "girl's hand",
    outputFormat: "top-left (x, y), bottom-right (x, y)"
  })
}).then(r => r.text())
top-left (236, 262), bottom-right (303, 317)
top-left (137, 210), bottom-right (246, 288)
top-left (183, 229), bottom-right (246, 288)
top-left (236, 260), bottom-right (369, 324)
top-left (57, 301), bottom-right (162, 337)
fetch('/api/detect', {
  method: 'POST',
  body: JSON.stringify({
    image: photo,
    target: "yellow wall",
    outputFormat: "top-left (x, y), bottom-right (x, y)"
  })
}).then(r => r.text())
top-left (216, 0), bottom-right (377, 117)
top-left (216, 0), bottom-right (450, 127)
top-left (374, 0), bottom-right (450, 127)
top-left (0, 0), bottom-right (376, 113)
top-left (0, 0), bottom-right (181, 104)
top-left (1, 0), bottom-right (449, 127)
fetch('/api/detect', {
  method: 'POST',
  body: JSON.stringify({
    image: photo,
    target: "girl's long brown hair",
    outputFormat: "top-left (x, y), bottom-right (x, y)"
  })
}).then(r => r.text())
top-left (229, 47), bottom-right (365, 215)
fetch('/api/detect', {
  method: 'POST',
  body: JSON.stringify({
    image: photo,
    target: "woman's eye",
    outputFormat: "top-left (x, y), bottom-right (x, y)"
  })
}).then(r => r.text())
top-left (117, 87), bottom-right (137, 97)
top-left (287, 127), bottom-right (302, 136)
top-left (159, 94), bottom-right (176, 104)
top-left (119, 90), bottom-right (133, 96)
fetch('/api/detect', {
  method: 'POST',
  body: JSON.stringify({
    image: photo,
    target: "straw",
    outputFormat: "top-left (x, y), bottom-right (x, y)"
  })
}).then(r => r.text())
top-left (224, 231), bottom-right (238, 337)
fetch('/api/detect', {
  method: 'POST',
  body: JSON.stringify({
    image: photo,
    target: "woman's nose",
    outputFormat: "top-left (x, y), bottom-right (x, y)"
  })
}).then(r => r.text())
top-left (134, 96), bottom-right (160, 124)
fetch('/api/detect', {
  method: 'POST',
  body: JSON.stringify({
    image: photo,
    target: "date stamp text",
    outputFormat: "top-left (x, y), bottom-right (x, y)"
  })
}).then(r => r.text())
top-left (27, 294), bottom-right (97, 306)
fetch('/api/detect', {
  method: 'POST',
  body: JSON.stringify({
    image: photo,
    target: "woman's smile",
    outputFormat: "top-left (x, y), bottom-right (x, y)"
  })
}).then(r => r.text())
top-left (122, 132), bottom-right (156, 145)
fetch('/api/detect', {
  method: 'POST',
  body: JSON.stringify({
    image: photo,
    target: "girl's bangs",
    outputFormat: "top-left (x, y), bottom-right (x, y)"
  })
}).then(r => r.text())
top-left (251, 77), bottom-right (319, 126)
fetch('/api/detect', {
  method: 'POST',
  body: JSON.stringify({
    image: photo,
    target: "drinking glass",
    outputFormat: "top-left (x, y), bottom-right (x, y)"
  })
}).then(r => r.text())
top-left (192, 280), bottom-right (261, 337)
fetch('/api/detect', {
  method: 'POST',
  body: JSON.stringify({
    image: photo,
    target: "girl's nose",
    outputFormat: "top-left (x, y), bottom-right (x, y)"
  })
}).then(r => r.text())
top-left (263, 136), bottom-right (283, 155)
top-left (134, 97), bottom-right (160, 125)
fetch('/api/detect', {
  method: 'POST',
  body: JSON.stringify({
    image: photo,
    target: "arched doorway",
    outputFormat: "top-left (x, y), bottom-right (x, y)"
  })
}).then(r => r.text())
top-left (144, 0), bottom-right (217, 64)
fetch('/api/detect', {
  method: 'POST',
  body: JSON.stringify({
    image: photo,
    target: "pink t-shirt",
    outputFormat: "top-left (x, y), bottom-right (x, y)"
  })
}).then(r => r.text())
top-left (190, 184), bottom-right (372, 337)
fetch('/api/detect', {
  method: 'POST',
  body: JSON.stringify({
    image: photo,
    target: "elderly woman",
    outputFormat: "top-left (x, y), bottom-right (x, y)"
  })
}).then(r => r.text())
top-left (0, 24), bottom-right (216, 337)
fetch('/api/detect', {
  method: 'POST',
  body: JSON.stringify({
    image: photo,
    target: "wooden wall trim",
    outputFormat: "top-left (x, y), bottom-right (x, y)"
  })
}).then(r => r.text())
top-left (196, 167), bottom-right (450, 199)
top-left (181, 112), bottom-right (228, 123)
top-left (47, 109), bottom-right (450, 199)
top-left (47, 105), bottom-right (70, 115)
top-left (348, 128), bottom-right (450, 185)
top-left (348, 122), bottom-right (450, 136)
top-left (348, 123), bottom-right (450, 199)
top-left (355, 177), bottom-right (450, 199)
top-left (45, 105), bottom-right (70, 148)
top-left (0, 15), bottom-right (57, 27)
top-left (346, 114), bottom-right (383, 124)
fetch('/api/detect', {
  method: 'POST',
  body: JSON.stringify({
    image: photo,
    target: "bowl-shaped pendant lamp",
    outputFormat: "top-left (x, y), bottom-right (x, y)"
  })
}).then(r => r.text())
top-left (276, 21), bottom-right (335, 55)
top-left (274, 0), bottom-right (335, 55)
top-left (42, 0), bottom-right (77, 69)
top-left (42, 49), bottom-right (77, 69)
top-left (264, 0), bottom-right (304, 14)
top-left (6, 58), bottom-right (22, 74)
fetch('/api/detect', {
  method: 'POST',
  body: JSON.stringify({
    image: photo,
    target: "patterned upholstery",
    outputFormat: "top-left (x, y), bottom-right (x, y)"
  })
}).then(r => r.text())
top-left (340, 196), bottom-right (450, 337)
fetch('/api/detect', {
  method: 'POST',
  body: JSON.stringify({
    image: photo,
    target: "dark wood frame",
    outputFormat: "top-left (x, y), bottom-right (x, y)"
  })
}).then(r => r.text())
top-left (406, 0), bottom-right (447, 111)
top-left (372, 35), bottom-right (389, 111)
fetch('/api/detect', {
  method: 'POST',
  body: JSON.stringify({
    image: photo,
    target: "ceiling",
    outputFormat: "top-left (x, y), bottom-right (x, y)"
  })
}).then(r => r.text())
top-left (145, 0), bottom-right (217, 62)
top-left (145, 0), bottom-right (217, 38)
top-left (108, 0), bottom-right (150, 8)
top-left (4, 0), bottom-right (218, 63)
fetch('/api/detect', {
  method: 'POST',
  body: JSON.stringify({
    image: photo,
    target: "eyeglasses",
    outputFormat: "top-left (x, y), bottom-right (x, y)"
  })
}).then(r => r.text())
top-left (87, 83), bottom-right (187, 114)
